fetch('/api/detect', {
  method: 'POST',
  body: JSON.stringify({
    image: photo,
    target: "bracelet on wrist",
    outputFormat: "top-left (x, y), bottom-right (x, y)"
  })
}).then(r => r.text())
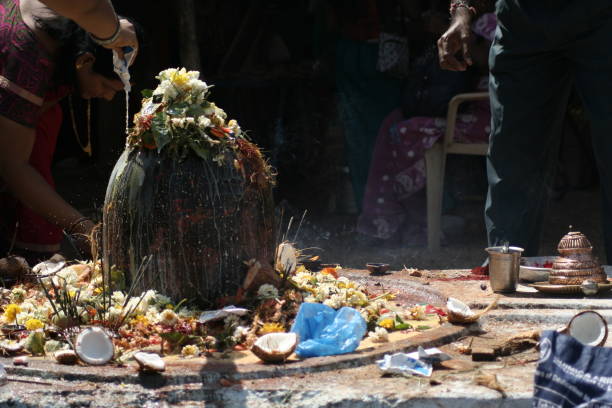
top-left (65, 217), bottom-right (91, 235)
top-left (89, 18), bottom-right (121, 46)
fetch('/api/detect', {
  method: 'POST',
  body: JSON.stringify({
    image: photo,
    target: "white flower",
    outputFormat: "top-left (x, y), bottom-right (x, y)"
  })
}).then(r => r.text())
top-left (159, 309), bottom-right (178, 326)
top-left (145, 306), bottom-right (160, 323)
top-left (107, 306), bottom-right (123, 323)
top-left (154, 294), bottom-right (172, 307)
top-left (203, 103), bottom-right (216, 116)
top-left (111, 291), bottom-right (126, 306)
top-left (368, 327), bottom-right (389, 343)
top-left (197, 116), bottom-right (211, 129)
top-left (214, 106), bottom-right (227, 120)
top-left (10, 287), bottom-right (26, 303)
top-left (410, 305), bottom-right (427, 321)
top-left (157, 68), bottom-right (179, 81)
top-left (204, 336), bottom-right (217, 348)
top-left (348, 291), bottom-right (368, 307)
top-left (304, 296), bottom-right (317, 303)
top-left (227, 119), bottom-right (241, 136)
top-left (233, 325), bottom-right (249, 342)
top-left (171, 117), bottom-right (186, 128)
top-left (257, 284), bottom-right (279, 300)
top-left (224, 314), bottom-right (240, 328)
top-left (153, 80), bottom-right (178, 101)
top-left (323, 294), bottom-right (344, 309)
top-left (142, 290), bottom-right (158, 305)
top-left (187, 78), bottom-right (208, 94)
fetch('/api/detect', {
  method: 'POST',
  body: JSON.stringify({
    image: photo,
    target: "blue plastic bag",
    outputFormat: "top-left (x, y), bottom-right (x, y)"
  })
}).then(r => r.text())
top-left (291, 303), bottom-right (367, 358)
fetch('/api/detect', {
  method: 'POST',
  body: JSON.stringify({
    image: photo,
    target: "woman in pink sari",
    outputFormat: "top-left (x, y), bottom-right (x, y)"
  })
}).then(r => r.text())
top-left (357, 13), bottom-right (496, 245)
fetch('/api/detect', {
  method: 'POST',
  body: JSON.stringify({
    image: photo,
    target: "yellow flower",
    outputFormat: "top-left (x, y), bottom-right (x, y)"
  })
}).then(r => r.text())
top-left (25, 319), bottom-right (44, 331)
top-left (181, 344), bottom-right (199, 357)
top-left (259, 322), bottom-right (285, 335)
top-left (3, 304), bottom-right (21, 323)
top-left (378, 318), bottom-right (394, 330)
top-left (94, 288), bottom-right (103, 295)
top-left (171, 68), bottom-right (191, 89)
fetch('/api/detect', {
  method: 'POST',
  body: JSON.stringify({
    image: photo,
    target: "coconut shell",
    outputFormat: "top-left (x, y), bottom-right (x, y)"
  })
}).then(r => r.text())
top-left (447, 296), bottom-right (499, 324)
top-left (55, 350), bottom-right (79, 365)
top-left (251, 333), bottom-right (297, 363)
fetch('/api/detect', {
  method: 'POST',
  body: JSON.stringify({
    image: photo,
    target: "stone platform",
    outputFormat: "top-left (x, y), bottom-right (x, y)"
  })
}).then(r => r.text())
top-left (2, 269), bottom-right (612, 407)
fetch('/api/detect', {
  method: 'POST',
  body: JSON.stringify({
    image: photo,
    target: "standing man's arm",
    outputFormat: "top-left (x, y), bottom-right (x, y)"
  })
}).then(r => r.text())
top-left (437, 0), bottom-right (492, 71)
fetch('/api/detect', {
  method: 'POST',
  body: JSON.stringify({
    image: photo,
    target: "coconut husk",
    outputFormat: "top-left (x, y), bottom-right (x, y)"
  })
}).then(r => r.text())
top-left (447, 296), bottom-right (499, 324)
top-left (474, 372), bottom-right (506, 398)
top-left (0, 256), bottom-right (29, 280)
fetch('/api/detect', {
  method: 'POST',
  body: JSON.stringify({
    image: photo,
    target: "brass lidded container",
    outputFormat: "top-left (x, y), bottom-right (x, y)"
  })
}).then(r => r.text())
top-left (549, 231), bottom-right (608, 285)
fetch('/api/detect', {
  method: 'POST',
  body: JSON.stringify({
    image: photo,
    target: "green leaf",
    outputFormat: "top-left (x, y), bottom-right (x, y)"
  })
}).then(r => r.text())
top-left (25, 331), bottom-right (46, 356)
top-left (160, 332), bottom-right (196, 351)
top-left (186, 105), bottom-right (205, 118)
top-left (152, 113), bottom-right (171, 152)
top-left (166, 102), bottom-right (189, 116)
top-left (141, 89), bottom-right (153, 98)
top-left (416, 325), bottom-right (432, 331)
top-left (394, 323), bottom-right (412, 330)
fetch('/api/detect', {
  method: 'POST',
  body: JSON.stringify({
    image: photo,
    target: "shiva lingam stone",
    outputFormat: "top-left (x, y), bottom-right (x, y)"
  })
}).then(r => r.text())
top-left (548, 231), bottom-right (608, 285)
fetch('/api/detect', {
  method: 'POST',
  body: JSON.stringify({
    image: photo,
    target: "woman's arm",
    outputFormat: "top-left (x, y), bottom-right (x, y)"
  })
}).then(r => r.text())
top-left (0, 115), bottom-right (93, 236)
top-left (36, 0), bottom-right (137, 52)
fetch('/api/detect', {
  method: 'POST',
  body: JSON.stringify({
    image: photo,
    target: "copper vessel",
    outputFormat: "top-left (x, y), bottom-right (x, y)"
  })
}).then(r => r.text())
top-left (549, 231), bottom-right (608, 285)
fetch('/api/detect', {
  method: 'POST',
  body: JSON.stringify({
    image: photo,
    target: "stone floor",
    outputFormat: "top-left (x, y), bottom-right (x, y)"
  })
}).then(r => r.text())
top-left (2, 269), bottom-right (611, 407)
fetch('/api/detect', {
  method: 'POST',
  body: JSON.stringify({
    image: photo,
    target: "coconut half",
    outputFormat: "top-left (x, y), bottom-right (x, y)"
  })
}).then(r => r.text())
top-left (251, 332), bottom-right (297, 363)
top-left (565, 311), bottom-right (608, 347)
top-left (55, 349), bottom-right (79, 365)
top-left (32, 256), bottom-right (66, 276)
top-left (447, 296), bottom-right (499, 324)
top-left (133, 352), bottom-right (166, 372)
top-left (276, 242), bottom-right (297, 275)
top-left (0, 340), bottom-right (25, 355)
top-left (74, 327), bottom-right (114, 365)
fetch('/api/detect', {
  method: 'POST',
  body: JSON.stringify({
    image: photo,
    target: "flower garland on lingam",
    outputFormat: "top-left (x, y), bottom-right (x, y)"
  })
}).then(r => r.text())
top-left (127, 68), bottom-right (245, 162)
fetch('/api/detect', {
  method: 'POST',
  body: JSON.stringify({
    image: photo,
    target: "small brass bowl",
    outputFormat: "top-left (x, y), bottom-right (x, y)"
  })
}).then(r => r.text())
top-left (366, 263), bottom-right (390, 275)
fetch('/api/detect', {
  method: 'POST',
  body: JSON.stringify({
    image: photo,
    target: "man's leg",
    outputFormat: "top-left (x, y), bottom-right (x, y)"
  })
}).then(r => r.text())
top-left (571, 17), bottom-right (612, 263)
top-left (485, 17), bottom-right (573, 255)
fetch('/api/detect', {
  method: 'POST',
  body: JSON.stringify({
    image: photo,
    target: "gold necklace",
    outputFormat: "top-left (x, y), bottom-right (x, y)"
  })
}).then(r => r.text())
top-left (68, 94), bottom-right (92, 157)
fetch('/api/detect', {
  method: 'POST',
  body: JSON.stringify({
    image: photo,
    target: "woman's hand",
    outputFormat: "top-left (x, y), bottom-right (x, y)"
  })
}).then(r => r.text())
top-left (104, 18), bottom-right (139, 64)
top-left (437, 8), bottom-right (473, 71)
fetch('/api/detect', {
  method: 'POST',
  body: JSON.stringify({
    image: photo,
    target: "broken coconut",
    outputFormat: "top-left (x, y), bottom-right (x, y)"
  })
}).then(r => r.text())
top-left (55, 349), bottom-right (79, 365)
top-left (133, 352), bottom-right (166, 372)
top-left (447, 296), bottom-right (499, 324)
top-left (251, 332), bottom-right (298, 363)
top-left (0, 340), bottom-right (24, 355)
top-left (560, 310), bottom-right (608, 347)
top-left (276, 242), bottom-right (297, 276)
top-left (74, 327), bottom-right (114, 365)
top-left (32, 255), bottom-right (65, 276)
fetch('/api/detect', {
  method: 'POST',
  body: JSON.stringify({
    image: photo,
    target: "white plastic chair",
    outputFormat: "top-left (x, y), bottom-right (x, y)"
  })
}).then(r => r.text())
top-left (425, 92), bottom-right (490, 251)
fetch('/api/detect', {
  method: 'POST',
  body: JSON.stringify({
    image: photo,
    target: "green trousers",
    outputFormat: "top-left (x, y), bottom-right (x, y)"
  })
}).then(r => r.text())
top-left (486, 0), bottom-right (612, 260)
